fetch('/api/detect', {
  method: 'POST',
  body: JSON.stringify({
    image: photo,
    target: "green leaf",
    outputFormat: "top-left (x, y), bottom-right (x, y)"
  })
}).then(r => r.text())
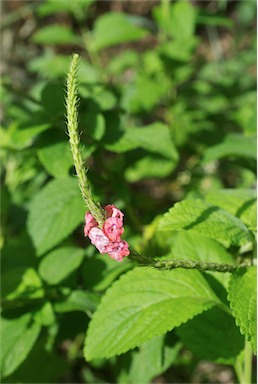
top-left (228, 266), bottom-right (257, 353)
top-left (1, 314), bottom-right (41, 378)
top-left (105, 122), bottom-right (178, 160)
top-left (91, 12), bottom-right (148, 51)
top-left (84, 267), bottom-right (220, 360)
top-left (28, 52), bottom-right (70, 79)
top-left (40, 83), bottom-right (65, 116)
top-left (36, 0), bottom-right (94, 17)
top-left (2, 121), bottom-right (50, 150)
top-left (154, 1), bottom-right (197, 40)
top-left (125, 155), bottom-right (177, 182)
top-left (171, 231), bottom-right (233, 264)
top-left (2, 336), bottom-right (68, 383)
top-left (205, 189), bottom-right (256, 231)
top-left (121, 75), bottom-right (167, 113)
top-left (202, 134), bottom-right (257, 163)
top-left (128, 334), bottom-right (182, 384)
top-left (82, 252), bottom-right (132, 292)
top-left (33, 301), bottom-right (56, 327)
top-left (37, 141), bottom-right (73, 178)
top-left (39, 246), bottom-right (85, 284)
top-left (2, 267), bottom-right (44, 302)
top-left (177, 306), bottom-right (244, 364)
top-left (32, 25), bottom-right (80, 45)
top-left (27, 177), bottom-right (85, 256)
top-left (54, 290), bottom-right (100, 314)
top-left (158, 199), bottom-right (252, 247)
top-left (169, 231), bottom-right (234, 287)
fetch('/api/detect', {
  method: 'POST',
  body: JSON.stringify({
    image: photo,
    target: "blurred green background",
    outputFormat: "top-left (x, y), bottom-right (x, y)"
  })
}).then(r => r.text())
top-left (1, 0), bottom-right (256, 383)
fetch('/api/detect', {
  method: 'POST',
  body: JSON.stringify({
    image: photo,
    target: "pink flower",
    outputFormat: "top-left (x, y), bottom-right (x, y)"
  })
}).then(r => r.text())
top-left (106, 240), bottom-right (130, 262)
top-left (84, 211), bottom-right (98, 236)
top-left (104, 205), bottom-right (124, 221)
top-left (103, 217), bottom-right (124, 242)
top-left (88, 227), bottom-right (110, 254)
top-left (84, 204), bottom-right (130, 262)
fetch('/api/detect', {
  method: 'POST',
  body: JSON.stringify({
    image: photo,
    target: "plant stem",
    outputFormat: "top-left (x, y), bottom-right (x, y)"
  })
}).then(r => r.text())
top-left (242, 339), bottom-right (253, 384)
top-left (66, 53), bottom-right (105, 225)
top-left (129, 253), bottom-right (250, 273)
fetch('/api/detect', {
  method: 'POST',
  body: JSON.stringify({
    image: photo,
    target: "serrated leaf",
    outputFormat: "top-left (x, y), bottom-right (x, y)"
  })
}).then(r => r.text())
top-left (202, 133), bottom-right (257, 163)
top-left (91, 12), bottom-right (148, 51)
top-left (228, 266), bottom-right (257, 353)
top-left (205, 189), bottom-right (256, 231)
top-left (177, 306), bottom-right (244, 364)
top-left (84, 267), bottom-right (220, 360)
top-left (27, 178), bottom-right (85, 256)
top-left (1, 314), bottom-right (41, 378)
top-left (158, 199), bottom-right (252, 247)
top-left (39, 246), bottom-right (85, 284)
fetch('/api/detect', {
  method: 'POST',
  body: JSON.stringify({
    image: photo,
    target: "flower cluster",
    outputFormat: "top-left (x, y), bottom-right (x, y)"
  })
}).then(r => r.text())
top-left (84, 205), bottom-right (130, 262)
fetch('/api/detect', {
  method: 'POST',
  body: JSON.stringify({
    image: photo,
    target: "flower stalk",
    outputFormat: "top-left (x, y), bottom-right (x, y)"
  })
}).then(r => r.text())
top-left (66, 53), bottom-right (105, 225)
top-left (129, 253), bottom-right (250, 273)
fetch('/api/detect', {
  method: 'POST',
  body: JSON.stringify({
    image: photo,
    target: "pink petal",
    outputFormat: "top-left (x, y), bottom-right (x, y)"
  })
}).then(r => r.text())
top-left (84, 211), bottom-right (98, 236)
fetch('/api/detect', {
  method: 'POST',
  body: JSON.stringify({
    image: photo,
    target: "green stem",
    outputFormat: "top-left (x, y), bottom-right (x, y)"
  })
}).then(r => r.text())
top-left (242, 339), bottom-right (253, 384)
top-left (66, 53), bottom-right (105, 225)
top-left (129, 253), bottom-right (250, 273)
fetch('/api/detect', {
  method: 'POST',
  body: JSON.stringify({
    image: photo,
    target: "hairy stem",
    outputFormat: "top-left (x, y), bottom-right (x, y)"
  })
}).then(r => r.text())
top-left (66, 53), bottom-right (105, 225)
top-left (129, 253), bottom-right (250, 273)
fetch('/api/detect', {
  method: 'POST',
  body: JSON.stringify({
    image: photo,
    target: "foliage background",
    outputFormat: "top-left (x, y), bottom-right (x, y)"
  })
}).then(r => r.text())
top-left (1, 0), bottom-right (256, 383)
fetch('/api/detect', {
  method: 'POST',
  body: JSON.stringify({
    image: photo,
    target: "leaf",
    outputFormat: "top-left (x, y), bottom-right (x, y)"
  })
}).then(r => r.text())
top-left (228, 266), bottom-right (257, 353)
top-left (177, 306), bottom-right (244, 364)
top-left (171, 231), bottom-right (234, 264)
top-left (158, 199), bottom-right (252, 247)
top-left (1, 314), bottom-right (41, 378)
top-left (33, 301), bottom-right (56, 327)
top-left (2, 336), bottom-right (68, 383)
top-left (36, 0), bottom-right (94, 17)
top-left (31, 25), bottom-right (80, 45)
top-left (121, 75), bottom-right (167, 113)
top-left (40, 83), bottom-right (65, 116)
top-left (2, 121), bottom-right (50, 150)
top-left (28, 53), bottom-right (70, 79)
top-left (84, 267), bottom-right (220, 360)
top-left (82, 252), bottom-right (132, 292)
top-left (27, 177), bottom-right (85, 256)
top-left (105, 122), bottom-right (178, 160)
top-left (125, 155), bottom-right (177, 182)
top-left (169, 231), bottom-right (234, 288)
top-left (154, 1), bottom-right (197, 41)
top-left (202, 134), bottom-right (257, 163)
top-left (128, 334), bottom-right (182, 384)
top-left (37, 141), bottom-right (73, 178)
top-left (2, 267), bottom-right (44, 302)
top-left (54, 290), bottom-right (100, 314)
top-left (91, 12), bottom-right (148, 51)
top-left (205, 189), bottom-right (256, 231)
top-left (39, 246), bottom-right (85, 284)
